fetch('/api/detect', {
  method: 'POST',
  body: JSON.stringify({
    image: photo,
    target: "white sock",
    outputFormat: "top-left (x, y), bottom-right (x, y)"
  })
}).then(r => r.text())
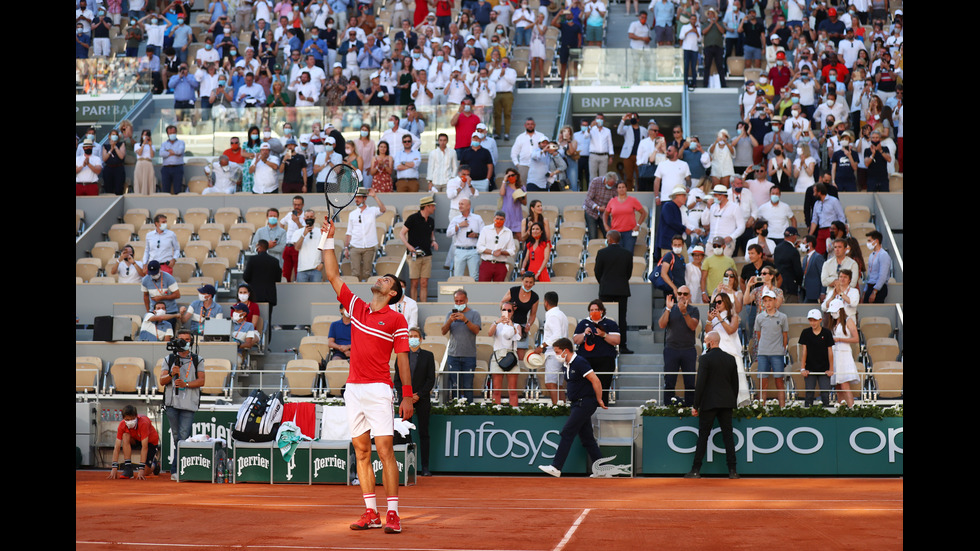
top-left (387, 496), bottom-right (399, 515)
top-left (363, 493), bottom-right (377, 512)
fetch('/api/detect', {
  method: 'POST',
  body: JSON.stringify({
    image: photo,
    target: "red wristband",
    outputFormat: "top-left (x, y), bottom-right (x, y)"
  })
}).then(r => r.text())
top-left (402, 385), bottom-right (413, 398)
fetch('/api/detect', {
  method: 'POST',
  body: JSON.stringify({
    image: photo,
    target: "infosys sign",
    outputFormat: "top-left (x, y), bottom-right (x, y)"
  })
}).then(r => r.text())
top-left (430, 416), bottom-right (590, 473)
top-left (642, 418), bottom-right (903, 475)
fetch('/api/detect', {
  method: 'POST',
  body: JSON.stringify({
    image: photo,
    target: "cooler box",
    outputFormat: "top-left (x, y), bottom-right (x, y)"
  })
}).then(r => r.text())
top-left (234, 441), bottom-right (274, 483)
top-left (370, 443), bottom-right (416, 486)
top-left (272, 441), bottom-right (311, 484)
top-left (311, 440), bottom-right (354, 484)
top-left (176, 440), bottom-right (216, 482)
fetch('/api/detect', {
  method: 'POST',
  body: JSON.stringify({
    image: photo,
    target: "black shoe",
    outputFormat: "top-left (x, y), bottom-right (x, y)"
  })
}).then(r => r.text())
top-left (729, 470), bottom-right (740, 479)
top-left (684, 470), bottom-right (701, 479)
top-left (504, 134), bottom-right (510, 141)
top-left (619, 347), bottom-right (635, 354)
top-left (421, 469), bottom-right (432, 477)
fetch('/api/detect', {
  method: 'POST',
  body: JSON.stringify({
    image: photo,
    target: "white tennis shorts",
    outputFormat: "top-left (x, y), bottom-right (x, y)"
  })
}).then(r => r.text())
top-left (344, 382), bottom-right (395, 438)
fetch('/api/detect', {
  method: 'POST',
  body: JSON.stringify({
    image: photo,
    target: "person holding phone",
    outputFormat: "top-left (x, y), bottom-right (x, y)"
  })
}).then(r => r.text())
top-left (659, 286), bottom-right (699, 406)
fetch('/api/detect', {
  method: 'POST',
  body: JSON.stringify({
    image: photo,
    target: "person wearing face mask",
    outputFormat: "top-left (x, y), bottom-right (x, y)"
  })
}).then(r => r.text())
top-left (572, 299), bottom-right (621, 404)
top-left (477, 211), bottom-right (517, 282)
top-left (392, 327), bottom-right (436, 476)
top-left (587, 113), bottom-right (614, 181)
top-left (537, 337), bottom-right (608, 478)
top-left (243, 239), bottom-right (282, 343)
top-left (235, 284), bottom-right (261, 327)
top-left (699, 236), bottom-right (737, 304)
top-left (582, 172), bottom-right (618, 239)
top-left (863, 129), bottom-right (891, 192)
top-left (766, 51), bottom-right (792, 97)
top-left (159, 125), bottom-right (186, 194)
top-left (451, 99), bottom-right (482, 152)
top-left (141, 216), bottom-right (181, 276)
top-left (250, 210), bottom-right (287, 265)
top-left (181, 284), bottom-right (225, 335)
top-left (139, 300), bottom-right (179, 342)
top-left (657, 187), bottom-right (690, 256)
top-left (798, 309), bottom-right (834, 407)
top-left (441, 290), bottom-right (482, 402)
top-left (653, 234), bottom-right (689, 302)
top-left (830, 131), bottom-right (858, 192)
top-left (864, 230), bottom-right (891, 304)
top-left (108, 405), bottom-right (160, 480)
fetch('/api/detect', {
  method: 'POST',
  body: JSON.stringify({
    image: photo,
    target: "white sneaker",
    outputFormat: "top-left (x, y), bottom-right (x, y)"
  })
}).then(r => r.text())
top-left (538, 465), bottom-right (561, 477)
top-left (171, 473), bottom-right (178, 481)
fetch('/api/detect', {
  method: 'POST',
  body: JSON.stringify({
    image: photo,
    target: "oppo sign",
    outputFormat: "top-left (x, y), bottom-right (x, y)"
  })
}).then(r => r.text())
top-left (667, 425), bottom-right (903, 463)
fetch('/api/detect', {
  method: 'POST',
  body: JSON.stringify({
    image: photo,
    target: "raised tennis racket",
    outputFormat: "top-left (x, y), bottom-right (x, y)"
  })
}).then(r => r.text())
top-left (323, 163), bottom-right (360, 222)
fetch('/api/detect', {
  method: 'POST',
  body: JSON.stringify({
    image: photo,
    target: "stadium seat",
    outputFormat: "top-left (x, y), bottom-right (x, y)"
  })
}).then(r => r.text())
top-left (90, 241), bottom-right (119, 268)
top-left (299, 335), bottom-right (332, 363)
top-left (187, 177), bottom-right (210, 195)
top-left (562, 205), bottom-right (585, 225)
top-left (631, 258), bottom-right (647, 279)
top-left (214, 240), bottom-right (244, 268)
top-left (844, 205), bottom-right (871, 226)
top-left (108, 357), bottom-right (146, 395)
top-left (872, 360), bottom-right (903, 399)
top-left (196, 223), bottom-right (225, 245)
top-left (889, 173), bottom-right (903, 191)
top-left (555, 238), bottom-right (585, 259)
top-left (421, 336), bottom-right (448, 368)
top-left (183, 240), bottom-right (213, 266)
top-left (849, 223), bottom-right (876, 241)
top-left (107, 224), bottom-right (136, 248)
top-left (154, 207), bottom-right (181, 224)
top-left (311, 315), bottom-right (342, 337)
top-left (170, 223), bottom-right (195, 247)
top-left (559, 222), bottom-right (587, 242)
top-left (201, 358), bottom-right (233, 397)
top-left (76, 356), bottom-right (103, 394)
top-left (172, 257), bottom-right (197, 282)
top-left (424, 316), bottom-right (445, 338)
top-left (201, 257), bottom-right (230, 286)
top-left (866, 337), bottom-right (901, 365)
top-left (727, 56), bottom-right (745, 76)
top-left (213, 207), bottom-right (242, 232)
top-left (860, 317), bottom-right (894, 341)
top-left (184, 208), bottom-right (212, 233)
top-left (228, 222), bottom-right (256, 245)
top-left (324, 359), bottom-right (350, 396)
top-left (125, 241), bottom-right (145, 261)
top-left (76, 257), bottom-right (102, 282)
top-left (282, 359), bottom-right (321, 398)
top-left (123, 208), bottom-right (150, 227)
top-left (552, 256), bottom-right (582, 279)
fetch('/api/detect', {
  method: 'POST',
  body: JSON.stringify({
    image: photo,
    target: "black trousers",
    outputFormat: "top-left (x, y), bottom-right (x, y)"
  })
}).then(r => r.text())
top-left (691, 407), bottom-right (737, 470)
top-left (599, 294), bottom-right (628, 350)
top-left (703, 45), bottom-right (727, 87)
top-left (413, 400), bottom-right (431, 470)
top-left (587, 356), bottom-right (616, 405)
top-left (551, 397), bottom-right (602, 471)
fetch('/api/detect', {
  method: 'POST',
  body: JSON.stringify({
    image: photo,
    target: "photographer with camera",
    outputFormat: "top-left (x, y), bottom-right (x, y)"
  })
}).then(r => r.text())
top-left (159, 329), bottom-right (206, 481)
top-left (111, 244), bottom-right (146, 283)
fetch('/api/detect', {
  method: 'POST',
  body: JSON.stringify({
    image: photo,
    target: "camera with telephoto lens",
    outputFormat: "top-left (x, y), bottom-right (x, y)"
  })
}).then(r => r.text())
top-left (167, 337), bottom-right (191, 353)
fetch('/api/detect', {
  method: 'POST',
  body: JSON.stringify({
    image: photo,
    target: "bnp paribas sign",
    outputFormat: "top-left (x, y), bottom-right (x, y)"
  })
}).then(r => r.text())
top-left (570, 88), bottom-right (683, 116)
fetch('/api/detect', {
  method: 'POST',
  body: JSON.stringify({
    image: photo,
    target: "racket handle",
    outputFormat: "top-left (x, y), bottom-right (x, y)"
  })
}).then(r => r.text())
top-left (318, 234), bottom-right (335, 251)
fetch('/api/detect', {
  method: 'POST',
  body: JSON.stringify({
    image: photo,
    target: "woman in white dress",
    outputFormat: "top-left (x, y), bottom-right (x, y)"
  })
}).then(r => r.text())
top-left (134, 130), bottom-right (156, 194)
top-left (708, 129), bottom-right (736, 188)
top-left (529, 12), bottom-right (548, 87)
top-left (792, 143), bottom-right (817, 192)
top-left (488, 301), bottom-right (523, 407)
top-left (707, 293), bottom-right (750, 406)
top-left (827, 300), bottom-right (860, 407)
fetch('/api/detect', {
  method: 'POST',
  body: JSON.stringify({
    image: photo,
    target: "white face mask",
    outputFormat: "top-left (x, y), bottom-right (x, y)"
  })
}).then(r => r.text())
top-left (238, 292), bottom-right (249, 302)
top-left (712, 246), bottom-right (724, 256)
top-left (672, 246), bottom-right (684, 255)
top-left (232, 312), bottom-right (243, 322)
top-left (198, 294), bottom-right (208, 302)
top-left (159, 223), bottom-right (168, 231)
top-left (124, 418), bottom-right (138, 429)
top-left (867, 241), bottom-right (876, 250)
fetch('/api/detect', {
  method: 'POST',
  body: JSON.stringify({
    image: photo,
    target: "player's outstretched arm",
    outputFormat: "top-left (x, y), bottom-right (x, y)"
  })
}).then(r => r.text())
top-left (319, 218), bottom-right (345, 297)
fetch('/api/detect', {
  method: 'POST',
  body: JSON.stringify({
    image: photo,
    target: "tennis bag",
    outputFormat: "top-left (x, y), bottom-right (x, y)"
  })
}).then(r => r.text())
top-left (232, 389), bottom-right (285, 442)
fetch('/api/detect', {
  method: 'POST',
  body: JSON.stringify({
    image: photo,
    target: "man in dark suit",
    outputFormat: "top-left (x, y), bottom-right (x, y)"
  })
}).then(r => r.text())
top-left (773, 227), bottom-right (804, 303)
top-left (593, 230), bottom-right (635, 353)
top-left (799, 234), bottom-right (826, 304)
top-left (686, 331), bottom-right (740, 479)
top-left (394, 328), bottom-right (437, 476)
top-left (244, 239), bottom-right (283, 340)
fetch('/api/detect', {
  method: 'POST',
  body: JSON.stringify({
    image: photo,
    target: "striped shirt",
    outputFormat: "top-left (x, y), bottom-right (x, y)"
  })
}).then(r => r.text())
top-left (339, 284), bottom-right (409, 386)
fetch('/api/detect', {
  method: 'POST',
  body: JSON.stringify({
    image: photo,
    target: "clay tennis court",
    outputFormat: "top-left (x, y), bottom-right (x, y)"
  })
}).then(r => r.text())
top-left (76, 472), bottom-right (902, 550)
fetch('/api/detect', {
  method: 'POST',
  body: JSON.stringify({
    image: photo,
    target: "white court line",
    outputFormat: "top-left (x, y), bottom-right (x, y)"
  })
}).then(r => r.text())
top-left (107, 501), bottom-right (902, 512)
top-left (552, 509), bottom-right (591, 551)
top-left (77, 543), bottom-right (544, 551)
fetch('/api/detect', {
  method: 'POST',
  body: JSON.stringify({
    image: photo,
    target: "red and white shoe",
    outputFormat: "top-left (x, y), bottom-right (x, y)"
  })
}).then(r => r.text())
top-left (350, 509), bottom-right (382, 530)
top-left (384, 510), bottom-right (402, 534)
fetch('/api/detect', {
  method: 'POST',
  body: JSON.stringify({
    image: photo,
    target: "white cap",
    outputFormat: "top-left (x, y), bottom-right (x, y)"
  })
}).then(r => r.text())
top-left (806, 309), bottom-right (822, 320)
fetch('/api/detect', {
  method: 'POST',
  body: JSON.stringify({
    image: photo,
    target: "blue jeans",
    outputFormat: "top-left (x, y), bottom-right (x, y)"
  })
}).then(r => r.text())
top-left (757, 355), bottom-right (786, 376)
top-left (447, 356), bottom-right (476, 402)
top-left (619, 231), bottom-right (637, 258)
top-left (453, 248), bottom-right (480, 279)
top-left (683, 49), bottom-right (699, 87)
top-left (565, 158), bottom-right (579, 191)
top-left (165, 407), bottom-right (196, 474)
top-left (295, 269), bottom-right (323, 282)
top-left (514, 26), bottom-right (532, 46)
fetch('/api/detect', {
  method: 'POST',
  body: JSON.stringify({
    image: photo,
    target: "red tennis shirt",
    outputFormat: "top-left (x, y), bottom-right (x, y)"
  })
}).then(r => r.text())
top-left (116, 415), bottom-right (160, 446)
top-left (339, 284), bottom-right (409, 386)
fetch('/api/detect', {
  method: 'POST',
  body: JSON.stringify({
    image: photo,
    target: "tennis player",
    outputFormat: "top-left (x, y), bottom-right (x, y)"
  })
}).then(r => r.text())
top-left (320, 218), bottom-right (415, 534)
